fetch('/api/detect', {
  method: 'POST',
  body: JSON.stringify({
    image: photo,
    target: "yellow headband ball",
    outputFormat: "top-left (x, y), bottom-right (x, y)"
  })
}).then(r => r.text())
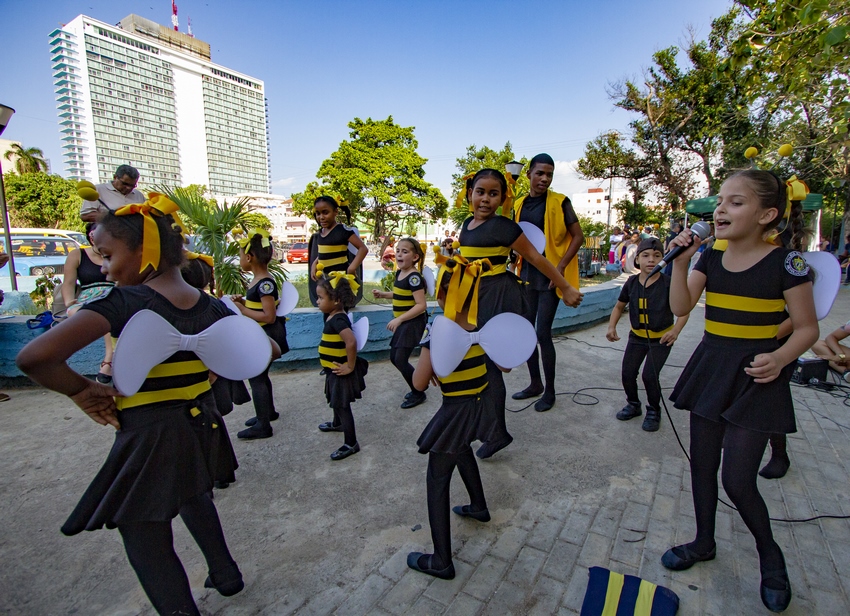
top-left (778, 144), bottom-right (793, 157)
top-left (315, 262), bottom-right (325, 273)
top-left (452, 240), bottom-right (460, 250)
top-left (744, 147), bottom-right (759, 159)
top-left (432, 244), bottom-right (441, 254)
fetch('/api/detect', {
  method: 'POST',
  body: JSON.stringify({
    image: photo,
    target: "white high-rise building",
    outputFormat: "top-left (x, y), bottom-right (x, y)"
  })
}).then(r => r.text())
top-left (571, 187), bottom-right (630, 226)
top-left (49, 14), bottom-right (270, 196)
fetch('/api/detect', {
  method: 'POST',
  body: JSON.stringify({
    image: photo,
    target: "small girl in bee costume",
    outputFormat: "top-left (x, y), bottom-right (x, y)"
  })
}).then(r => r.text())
top-left (16, 195), bottom-right (247, 615)
top-left (315, 265), bottom-right (369, 460)
top-left (372, 237), bottom-right (429, 408)
top-left (231, 229), bottom-right (290, 440)
top-left (661, 169), bottom-right (817, 613)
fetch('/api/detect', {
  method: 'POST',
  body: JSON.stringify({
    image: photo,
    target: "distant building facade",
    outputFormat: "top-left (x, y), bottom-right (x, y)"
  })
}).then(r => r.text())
top-left (571, 187), bottom-right (630, 226)
top-left (50, 14), bottom-right (270, 195)
top-left (223, 193), bottom-right (312, 243)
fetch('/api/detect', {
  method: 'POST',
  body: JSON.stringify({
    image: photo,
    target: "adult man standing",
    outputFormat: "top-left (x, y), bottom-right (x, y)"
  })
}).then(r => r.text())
top-left (80, 165), bottom-right (145, 222)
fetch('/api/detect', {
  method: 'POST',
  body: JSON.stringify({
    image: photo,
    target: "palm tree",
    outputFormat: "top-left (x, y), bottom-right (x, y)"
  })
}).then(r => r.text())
top-left (4, 143), bottom-right (48, 174)
top-left (161, 186), bottom-right (287, 296)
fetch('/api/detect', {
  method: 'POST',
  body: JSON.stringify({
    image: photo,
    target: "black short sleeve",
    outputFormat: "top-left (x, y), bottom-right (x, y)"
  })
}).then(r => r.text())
top-left (562, 196), bottom-right (579, 227)
top-left (249, 277), bottom-right (279, 302)
top-left (325, 312), bottom-right (353, 336)
top-left (618, 275), bottom-right (637, 304)
top-left (460, 216), bottom-right (522, 248)
top-left (405, 272), bottom-right (425, 293)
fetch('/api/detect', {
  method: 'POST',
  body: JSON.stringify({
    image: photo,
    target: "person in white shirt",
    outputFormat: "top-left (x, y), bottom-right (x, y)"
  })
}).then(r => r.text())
top-left (80, 165), bottom-right (145, 223)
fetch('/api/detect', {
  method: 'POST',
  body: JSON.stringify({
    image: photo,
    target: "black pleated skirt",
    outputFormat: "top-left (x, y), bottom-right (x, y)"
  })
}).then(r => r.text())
top-left (417, 393), bottom-right (484, 454)
top-left (62, 391), bottom-right (237, 535)
top-left (390, 313), bottom-right (427, 349)
top-left (211, 377), bottom-right (251, 416)
top-left (324, 356), bottom-right (369, 409)
top-left (670, 333), bottom-right (796, 434)
top-left (475, 272), bottom-right (527, 327)
top-left (266, 317), bottom-right (290, 355)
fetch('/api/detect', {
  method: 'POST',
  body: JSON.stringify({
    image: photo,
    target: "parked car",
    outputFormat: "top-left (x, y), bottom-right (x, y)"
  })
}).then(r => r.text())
top-left (0, 235), bottom-right (79, 277)
top-left (286, 242), bottom-right (309, 264)
top-left (3, 227), bottom-right (86, 246)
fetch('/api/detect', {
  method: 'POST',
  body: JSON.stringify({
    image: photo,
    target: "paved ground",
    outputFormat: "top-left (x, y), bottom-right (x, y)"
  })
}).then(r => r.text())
top-left (2, 279), bottom-right (849, 615)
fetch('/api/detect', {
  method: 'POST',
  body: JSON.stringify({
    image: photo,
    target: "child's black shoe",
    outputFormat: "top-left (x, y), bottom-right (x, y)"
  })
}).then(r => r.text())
top-left (237, 424), bottom-right (273, 440)
top-left (642, 406), bottom-right (661, 432)
top-left (400, 391), bottom-right (426, 409)
top-left (245, 411), bottom-right (280, 427)
top-left (330, 442), bottom-right (360, 460)
top-left (616, 401), bottom-right (642, 421)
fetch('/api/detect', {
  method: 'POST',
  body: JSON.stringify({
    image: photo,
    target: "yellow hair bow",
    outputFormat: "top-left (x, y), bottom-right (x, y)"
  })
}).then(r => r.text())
top-left (437, 253), bottom-right (491, 328)
top-left (327, 271), bottom-right (360, 295)
top-left (456, 173), bottom-right (476, 211)
top-left (185, 251), bottom-right (214, 268)
top-left (114, 192), bottom-right (179, 273)
top-left (236, 228), bottom-right (271, 251)
top-left (336, 195), bottom-right (349, 207)
top-left (502, 172), bottom-right (516, 219)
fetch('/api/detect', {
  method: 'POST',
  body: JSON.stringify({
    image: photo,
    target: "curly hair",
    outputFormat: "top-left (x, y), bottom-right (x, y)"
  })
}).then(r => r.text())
top-left (244, 231), bottom-right (274, 265)
top-left (96, 208), bottom-right (185, 270)
top-left (181, 257), bottom-right (213, 290)
top-left (317, 276), bottom-right (358, 312)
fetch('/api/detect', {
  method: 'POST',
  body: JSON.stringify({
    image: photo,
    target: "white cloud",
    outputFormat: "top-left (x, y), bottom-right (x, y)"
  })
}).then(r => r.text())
top-left (271, 177), bottom-right (296, 188)
top-left (551, 159), bottom-right (608, 198)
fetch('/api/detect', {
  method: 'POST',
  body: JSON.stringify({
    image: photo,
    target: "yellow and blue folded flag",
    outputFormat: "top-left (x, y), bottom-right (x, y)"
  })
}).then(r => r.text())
top-left (580, 567), bottom-right (679, 616)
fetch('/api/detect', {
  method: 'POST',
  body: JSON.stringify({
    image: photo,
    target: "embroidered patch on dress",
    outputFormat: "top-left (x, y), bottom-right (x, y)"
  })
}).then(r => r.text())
top-left (409, 274), bottom-right (421, 288)
top-left (259, 280), bottom-right (275, 295)
top-left (785, 251), bottom-right (810, 276)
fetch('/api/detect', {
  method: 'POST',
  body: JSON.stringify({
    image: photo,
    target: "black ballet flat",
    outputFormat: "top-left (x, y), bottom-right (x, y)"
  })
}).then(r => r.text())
top-left (330, 442), bottom-right (360, 460)
top-left (476, 435), bottom-right (513, 459)
top-left (406, 552), bottom-right (455, 580)
top-left (452, 505), bottom-right (491, 522)
top-left (761, 567), bottom-right (792, 612)
top-left (661, 543), bottom-right (716, 571)
top-left (759, 455), bottom-right (790, 480)
top-left (318, 421), bottom-right (343, 432)
top-left (245, 411), bottom-right (280, 427)
top-left (204, 564), bottom-right (244, 597)
top-left (512, 386), bottom-right (543, 400)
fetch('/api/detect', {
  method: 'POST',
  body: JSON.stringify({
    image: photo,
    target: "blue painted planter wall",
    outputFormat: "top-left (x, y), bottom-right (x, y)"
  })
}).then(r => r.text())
top-left (0, 280), bottom-right (621, 384)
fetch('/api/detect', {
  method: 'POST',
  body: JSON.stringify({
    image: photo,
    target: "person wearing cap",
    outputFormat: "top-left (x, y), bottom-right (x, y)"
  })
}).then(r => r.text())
top-left (80, 164), bottom-right (145, 223)
top-left (606, 237), bottom-right (689, 431)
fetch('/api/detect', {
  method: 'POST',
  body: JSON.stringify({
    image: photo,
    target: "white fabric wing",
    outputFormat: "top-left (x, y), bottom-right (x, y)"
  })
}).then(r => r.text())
top-left (803, 251), bottom-right (841, 321)
top-left (276, 280), bottom-right (299, 316)
top-left (477, 312), bottom-right (537, 370)
top-left (220, 295), bottom-right (240, 315)
top-left (348, 227), bottom-right (361, 255)
top-left (519, 221), bottom-right (546, 254)
top-left (348, 312), bottom-right (369, 351)
top-left (423, 266), bottom-right (436, 297)
top-left (429, 316), bottom-right (470, 378)
top-left (112, 310), bottom-right (272, 397)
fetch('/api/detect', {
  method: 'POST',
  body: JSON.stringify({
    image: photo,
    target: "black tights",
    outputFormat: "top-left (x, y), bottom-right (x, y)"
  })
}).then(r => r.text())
top-left (426, 447), bottom-right (487, 569)
top-left (118, 493), bottom-right (237, 616)
top-left (482, 358), bottom-right (511, 444)
top-left (621, 338), bottom-right (672, 408)
top-left (687, 414), bottom-right (783, 570)
top-left (390, 346), bottom-right (420, 393)
top-left (248, 365), bottom-right (275, 428)
top-left (333, 404), bottom-right (357, 446)
top-left (522, 288), bottom-right (560, 398)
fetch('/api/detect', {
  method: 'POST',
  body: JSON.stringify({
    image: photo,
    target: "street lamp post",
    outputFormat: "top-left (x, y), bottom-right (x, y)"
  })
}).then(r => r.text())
top-left (0, 104), bottom-right (17, 291)
top-left (505, 160), bottom-right (523, 181)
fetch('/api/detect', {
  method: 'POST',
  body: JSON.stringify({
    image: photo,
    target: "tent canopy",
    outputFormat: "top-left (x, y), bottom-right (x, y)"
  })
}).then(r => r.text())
top-left (686, 194), bottom-right (824, 216)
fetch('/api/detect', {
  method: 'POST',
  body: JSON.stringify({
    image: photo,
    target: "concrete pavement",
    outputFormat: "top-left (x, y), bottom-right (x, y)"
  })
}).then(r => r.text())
top-left (2, 277), bottom-right (849, 615)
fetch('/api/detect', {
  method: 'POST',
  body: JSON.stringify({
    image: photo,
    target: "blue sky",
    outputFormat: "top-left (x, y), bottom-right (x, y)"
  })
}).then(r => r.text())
top-left (2, 0), bottom-right (732, 200)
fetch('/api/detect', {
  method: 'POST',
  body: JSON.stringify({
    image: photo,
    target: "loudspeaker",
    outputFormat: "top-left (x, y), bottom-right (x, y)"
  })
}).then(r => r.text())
top-left (791, 356), bottom-right (828, 385)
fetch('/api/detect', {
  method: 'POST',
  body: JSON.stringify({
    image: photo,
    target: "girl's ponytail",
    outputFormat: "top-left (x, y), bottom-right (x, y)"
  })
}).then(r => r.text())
top-left (340, 205), bottom-right (352, 225)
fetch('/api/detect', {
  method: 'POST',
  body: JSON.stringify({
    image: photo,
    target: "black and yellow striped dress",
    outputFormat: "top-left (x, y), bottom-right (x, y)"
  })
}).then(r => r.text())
top-left (458, 215), bottom-right (525, 327)
top-left (670, 247), bottom-right (812, 434)
top-left (64, 286), bottom-right (237, 535)
top-left (244, 277), bottom-right (289, 355)
top-left (390, 269), bottom-right (428, 348)
top-left (417, 341), bottom-right (489, 454)
top-left (319, 312), bottom-right (368, 408)
top-left (312, 223), bottom-right (363, 306)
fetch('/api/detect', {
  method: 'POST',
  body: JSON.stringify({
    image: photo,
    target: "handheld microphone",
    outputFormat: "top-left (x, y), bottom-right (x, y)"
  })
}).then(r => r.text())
top-left (650, 221), bottom-right (711, 276)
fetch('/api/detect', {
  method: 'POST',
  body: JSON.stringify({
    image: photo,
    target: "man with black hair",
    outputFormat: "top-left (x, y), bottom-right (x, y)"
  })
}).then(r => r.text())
top-left (80, 164), bottom-right (145, 223)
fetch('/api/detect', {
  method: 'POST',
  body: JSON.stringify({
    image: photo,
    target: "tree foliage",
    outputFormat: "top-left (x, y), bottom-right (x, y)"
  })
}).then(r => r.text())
top-left (4, 143), bottom-right (49, 174)
top-left (576, 132), bottom-right (650, 218)
top-left (447, 143), bottom-right (529, 229)
top-left (162, 187), bottom-right (286, 296)
top-left (4, 172), bottom-right (84, 230)
top-left (290, 116), bottom-right (448, 243)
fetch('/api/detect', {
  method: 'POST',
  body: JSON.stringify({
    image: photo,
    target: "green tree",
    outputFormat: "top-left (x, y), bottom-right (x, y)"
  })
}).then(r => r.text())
top-left (4, 173), bottom-right (84, 230)
top-left (576, 131), bottom-right (649, 225)
top-left (291, 116), bottom-right (448, 244)
top-left (4, 143), bottom-right (49, 174)
top-left (447, 143), bottom-right (529, 229)
top-left (242, 211), bottom-right (273, 232)
top-left (162, 187), bottom-right (286, 295)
